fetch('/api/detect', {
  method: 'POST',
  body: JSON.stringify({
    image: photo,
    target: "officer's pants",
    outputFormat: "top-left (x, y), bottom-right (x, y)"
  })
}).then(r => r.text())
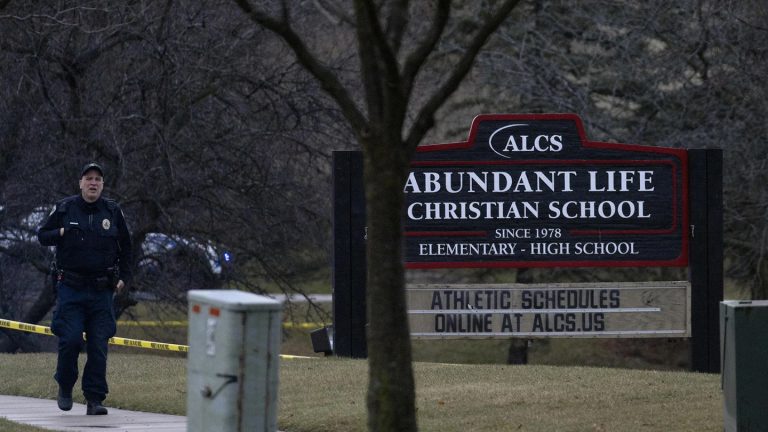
top-left (51, 282), bottom-right (116, 402)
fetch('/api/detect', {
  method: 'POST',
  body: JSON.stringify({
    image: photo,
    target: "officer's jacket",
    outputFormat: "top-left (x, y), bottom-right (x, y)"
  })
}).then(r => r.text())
top-left (38, 195), bottom-right (132, 282)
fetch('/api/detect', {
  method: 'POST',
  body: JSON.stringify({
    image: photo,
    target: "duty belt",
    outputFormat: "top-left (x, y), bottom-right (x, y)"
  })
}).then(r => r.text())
top-left (57, 268), bottom-right (117, 290)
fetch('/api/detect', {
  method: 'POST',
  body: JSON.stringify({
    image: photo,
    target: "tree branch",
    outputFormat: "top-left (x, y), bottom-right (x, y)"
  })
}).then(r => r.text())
top-left (405, 0), bottom-right (521, 152)
top-left (354, 0), bottom-right (412, 129)
top-left (353, 0), bottom-right (385, 122)
top-left (357, 0), bottom-right (401, 84)
top-left (385, 0), bottom-right (409, 53)
top-left (312, 0), bottom-right (354, 26)
top-left (233, 0), bottom-right (368, 134)
top-left (400, 0), bottom-right (450, 97)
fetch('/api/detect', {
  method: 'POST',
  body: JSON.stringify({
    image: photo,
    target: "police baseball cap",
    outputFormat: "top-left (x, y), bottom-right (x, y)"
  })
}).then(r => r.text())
top-left (80, 163), bottom-right (104, 178)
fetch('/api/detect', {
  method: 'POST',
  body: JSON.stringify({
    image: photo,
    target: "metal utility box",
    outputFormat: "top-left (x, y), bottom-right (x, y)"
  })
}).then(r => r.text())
top-left (187, 290), bottom-right (283, 432)
top-left (720, 300), bottom-right (768, 432)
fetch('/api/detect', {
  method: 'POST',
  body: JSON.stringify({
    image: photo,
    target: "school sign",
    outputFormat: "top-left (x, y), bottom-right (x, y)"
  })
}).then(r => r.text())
top-left (404, 113), bottom-right (688, 268)
top-left (331, 113), bottom-right (721, 371)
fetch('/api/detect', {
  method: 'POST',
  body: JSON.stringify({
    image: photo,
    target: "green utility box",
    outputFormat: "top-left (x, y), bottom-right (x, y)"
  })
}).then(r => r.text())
top-left (720, 300), bottom-right (768, 432)
top-left (187, 290), bottom-right (283, 432)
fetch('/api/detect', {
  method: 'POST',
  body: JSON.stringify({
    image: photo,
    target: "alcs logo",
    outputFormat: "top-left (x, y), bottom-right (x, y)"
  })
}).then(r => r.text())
top-left (488, 124), bottom-right (563, 158)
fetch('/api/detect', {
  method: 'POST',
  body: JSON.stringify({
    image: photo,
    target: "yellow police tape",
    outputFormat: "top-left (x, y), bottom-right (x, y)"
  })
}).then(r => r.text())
top-left (0, 318), bottom-right (315, 359)
top-left (114, 320), bottom-right (324, 330)
top-left (1, 318), bottom-right (188, 352)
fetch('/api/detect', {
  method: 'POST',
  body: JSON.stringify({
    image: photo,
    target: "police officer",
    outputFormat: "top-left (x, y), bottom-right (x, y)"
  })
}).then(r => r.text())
top-left (38, 163), bottom-right (132, 415)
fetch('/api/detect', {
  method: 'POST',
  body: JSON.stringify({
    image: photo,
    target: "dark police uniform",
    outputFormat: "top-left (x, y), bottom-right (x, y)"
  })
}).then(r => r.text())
top-left (38, 194), bottom-right (132, 404)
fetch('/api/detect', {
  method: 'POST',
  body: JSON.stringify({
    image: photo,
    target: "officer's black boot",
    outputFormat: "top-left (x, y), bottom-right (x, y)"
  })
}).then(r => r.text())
top-left (57, 387), bottom-right (73, 411)
top-left (86, 401), bottom-right (108, 415)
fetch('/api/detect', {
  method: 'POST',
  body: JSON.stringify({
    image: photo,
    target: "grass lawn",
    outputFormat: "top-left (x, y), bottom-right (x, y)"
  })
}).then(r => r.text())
top-left (0, 418), bottom-right (47, 432)
top-left (0, 352), bottom-right (722, 432)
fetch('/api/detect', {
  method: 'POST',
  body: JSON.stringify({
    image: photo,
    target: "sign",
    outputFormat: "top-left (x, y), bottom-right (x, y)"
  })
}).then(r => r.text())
top-left (407, 282), bottom-right (690, 338)
top-left (404, 114), bottom-right (688, 268)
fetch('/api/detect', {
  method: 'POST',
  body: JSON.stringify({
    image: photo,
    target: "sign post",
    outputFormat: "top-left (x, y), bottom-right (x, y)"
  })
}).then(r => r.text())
top-left (331, 151), bottom-right (368, 358)
top-left (688, 149), bottom-right (723, 373)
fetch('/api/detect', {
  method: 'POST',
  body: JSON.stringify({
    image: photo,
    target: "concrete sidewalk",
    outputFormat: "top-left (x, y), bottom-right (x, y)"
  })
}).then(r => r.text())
top-left (0, 395), bottom-right (186, 432)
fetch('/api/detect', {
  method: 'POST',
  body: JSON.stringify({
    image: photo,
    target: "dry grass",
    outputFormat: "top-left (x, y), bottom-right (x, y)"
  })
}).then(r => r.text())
top-left (0, 353), bottom-right (722, 432)
top-left (0, 418), bottom-right (46, 432)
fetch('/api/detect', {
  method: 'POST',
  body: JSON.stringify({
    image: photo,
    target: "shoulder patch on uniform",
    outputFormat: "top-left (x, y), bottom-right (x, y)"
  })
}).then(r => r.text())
top-left (104, 198), bottom-right (118, 211)
top-left (55, 196), bottom-right (76, 213)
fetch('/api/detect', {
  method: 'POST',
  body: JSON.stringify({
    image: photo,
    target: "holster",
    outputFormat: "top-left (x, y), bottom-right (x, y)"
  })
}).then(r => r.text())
top-left (50, 261), bottom-right (60, 289)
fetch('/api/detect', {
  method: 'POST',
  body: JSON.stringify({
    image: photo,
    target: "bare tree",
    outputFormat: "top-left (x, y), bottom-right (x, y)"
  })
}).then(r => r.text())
top-left (0, 1), bottom-right (341, 350)
top-left (232, 1), bottom-right (521, 430)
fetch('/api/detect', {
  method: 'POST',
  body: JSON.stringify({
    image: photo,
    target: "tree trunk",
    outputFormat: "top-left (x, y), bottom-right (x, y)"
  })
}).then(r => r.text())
top-left (364, 134), bottom-right (416, 432)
